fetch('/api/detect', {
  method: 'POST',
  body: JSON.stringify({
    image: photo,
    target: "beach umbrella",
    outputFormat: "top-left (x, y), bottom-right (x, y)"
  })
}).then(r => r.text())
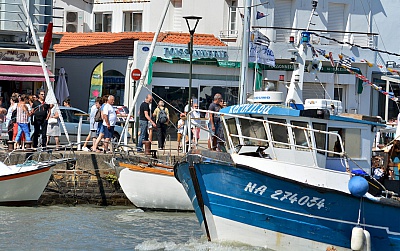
top-left (55, 67), bottom-right (69, 105)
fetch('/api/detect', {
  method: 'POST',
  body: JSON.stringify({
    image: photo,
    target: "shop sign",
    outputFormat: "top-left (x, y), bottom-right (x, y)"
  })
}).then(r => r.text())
top-left (0, 48), bottom-right (39, 63)
top-left (163, 46), bottom-right (228, 60)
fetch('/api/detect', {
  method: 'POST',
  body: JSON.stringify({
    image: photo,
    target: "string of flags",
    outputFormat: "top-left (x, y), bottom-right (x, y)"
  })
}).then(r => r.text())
top-left (310, 45), bottom-right (398, 101)
top-left (311, 32), bottom-right (400, 57)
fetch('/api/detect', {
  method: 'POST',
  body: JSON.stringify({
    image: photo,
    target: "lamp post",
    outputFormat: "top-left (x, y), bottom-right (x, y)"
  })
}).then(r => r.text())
top-left (183, 15), bottom-right (202, 114)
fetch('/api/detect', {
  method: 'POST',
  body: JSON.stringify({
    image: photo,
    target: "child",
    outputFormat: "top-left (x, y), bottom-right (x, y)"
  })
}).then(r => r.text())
top-left (177, 113), bottom-right (185, 152)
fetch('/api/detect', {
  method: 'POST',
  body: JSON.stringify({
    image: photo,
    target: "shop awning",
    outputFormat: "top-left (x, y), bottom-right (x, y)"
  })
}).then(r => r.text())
top-left (0, 64), bottom-right (55, 82)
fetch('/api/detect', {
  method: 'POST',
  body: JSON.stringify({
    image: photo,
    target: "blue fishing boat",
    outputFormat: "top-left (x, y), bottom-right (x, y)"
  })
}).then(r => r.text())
top-left (174, 2), bottom-right (400, 250)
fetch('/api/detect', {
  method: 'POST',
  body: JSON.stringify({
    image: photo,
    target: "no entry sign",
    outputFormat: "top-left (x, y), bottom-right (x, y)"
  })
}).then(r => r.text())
top-left (131, 69), bottom-right (141, 81)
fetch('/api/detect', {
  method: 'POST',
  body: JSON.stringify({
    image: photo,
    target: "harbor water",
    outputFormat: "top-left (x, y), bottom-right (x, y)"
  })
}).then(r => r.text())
top-left (0, 205), bottom-right (270, 250)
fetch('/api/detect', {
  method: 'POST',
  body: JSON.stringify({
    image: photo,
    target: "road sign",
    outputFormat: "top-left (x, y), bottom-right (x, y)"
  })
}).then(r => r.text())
top-left (131, 69), bottom-right (141, 81)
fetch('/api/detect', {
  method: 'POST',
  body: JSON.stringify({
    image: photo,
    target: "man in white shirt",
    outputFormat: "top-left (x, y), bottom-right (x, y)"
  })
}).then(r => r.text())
top-left (102, 95), bottom-right (117, 153)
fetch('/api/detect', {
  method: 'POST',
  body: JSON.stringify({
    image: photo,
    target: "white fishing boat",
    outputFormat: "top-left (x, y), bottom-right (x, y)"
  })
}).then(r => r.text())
top-left (174, 2), bottom-right (400, 250)
top-left (111, 150), bottom-right (193, 211)
top-left (0, 147), bottom-right (76, 206)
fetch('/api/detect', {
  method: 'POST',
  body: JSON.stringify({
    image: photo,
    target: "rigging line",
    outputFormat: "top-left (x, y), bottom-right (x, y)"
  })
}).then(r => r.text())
top-left (311, 33), bottom-right (400, 57)
top-left (142, 84), bottom-right (183, 115)
top-left (231, 2), bottom-right (269, 9)
top-left (315, 76), bottom-right (332, 100)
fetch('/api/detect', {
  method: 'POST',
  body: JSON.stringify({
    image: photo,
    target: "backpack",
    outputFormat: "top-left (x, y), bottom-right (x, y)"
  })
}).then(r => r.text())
top-left (94, 109), bottom-right (102, 122)
top-left (158, 108), bottom-right (168, 124)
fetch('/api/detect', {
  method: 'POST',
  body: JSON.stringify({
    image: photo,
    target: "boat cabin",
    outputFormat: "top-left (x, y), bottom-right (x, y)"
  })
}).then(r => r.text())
top-left (218, 103), bottom-right (383, 176)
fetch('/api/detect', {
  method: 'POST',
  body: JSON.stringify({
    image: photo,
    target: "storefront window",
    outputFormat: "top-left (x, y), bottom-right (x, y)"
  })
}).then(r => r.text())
top-left (152, 86), bottom-right (198, 124)
top-left (199, 86), bottom-right (238, 111)
top-left (103, 70), bottom-right (125, 106)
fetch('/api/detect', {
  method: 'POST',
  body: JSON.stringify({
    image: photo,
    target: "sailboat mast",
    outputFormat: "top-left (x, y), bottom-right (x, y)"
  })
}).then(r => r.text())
top-left (119, 0), bottom-right (170, 145)
top-left (239, 0), bottom-right (251, 104)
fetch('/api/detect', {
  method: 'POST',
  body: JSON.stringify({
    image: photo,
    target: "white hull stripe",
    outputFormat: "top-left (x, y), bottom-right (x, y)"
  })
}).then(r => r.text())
top-left (207, 190), bottom-right (400, 235)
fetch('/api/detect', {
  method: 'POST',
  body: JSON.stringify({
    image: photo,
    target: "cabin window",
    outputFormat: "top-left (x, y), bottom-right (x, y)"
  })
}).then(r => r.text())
top-left (291, 121), bottom-right (310, 151)
top-left (328, 128), bottom-right (343, 157)
top-left (344, 128), bottom-right (361, 158)
top-left (268, 118), bottom-right (289, 149)
top-left (239, 118), bottom-right (268, 146)
top-left (225, 117), bottom-right (239, 148)
top-left (312, 123), bottom-right (327, 154)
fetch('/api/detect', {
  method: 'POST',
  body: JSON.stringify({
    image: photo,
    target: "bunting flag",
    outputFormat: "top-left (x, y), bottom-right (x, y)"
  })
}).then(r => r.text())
top-left (256, 11), bottom-right (266, 20)
top-left (328, 52), bottom-right (335, 67)
top-left (388, 68), bottom-right (400, 76)
top-left (346, 67), bottom-right (398, 102)
top-left (361, 59), bottom-right (374, 67)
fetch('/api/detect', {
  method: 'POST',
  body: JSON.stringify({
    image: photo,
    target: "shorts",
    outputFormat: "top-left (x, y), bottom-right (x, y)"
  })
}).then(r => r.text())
top-left (97, 123), bottom-right (104, 136)
top-left (208, 122), bottom-right (219, 137)
top-left (103, 126), bottom-right (115, 139)
top-left (177, 132), bottom-right (183, 143)
top-left (148, 121), bottom-right (153, 129)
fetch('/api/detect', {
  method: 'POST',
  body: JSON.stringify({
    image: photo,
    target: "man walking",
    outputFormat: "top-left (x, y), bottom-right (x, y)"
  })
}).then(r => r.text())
top-left (208, 93), bottom-right (222, 150)
top-left (102, 95), bottom-right (117, 153)
top-left (32, 89), bottom-right (51, 148)
top-left (137, 94), bottom-right (156, 152)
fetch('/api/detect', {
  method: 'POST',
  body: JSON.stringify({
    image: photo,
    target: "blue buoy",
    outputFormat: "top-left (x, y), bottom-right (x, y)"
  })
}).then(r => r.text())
top-left (348, 176), bottom-right (369, 197)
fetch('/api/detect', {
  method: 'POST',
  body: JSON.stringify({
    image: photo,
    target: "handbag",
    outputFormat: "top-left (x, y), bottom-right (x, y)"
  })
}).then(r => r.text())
top-left (48, 117), bottom-right (58, 124)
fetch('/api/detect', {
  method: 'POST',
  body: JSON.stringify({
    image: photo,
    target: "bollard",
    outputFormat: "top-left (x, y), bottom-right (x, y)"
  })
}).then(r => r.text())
top-left (144, 141), bottom-right (151, 155)
top-left (7, 141), bottom-right (14, 151)
top-left (25, 141), bottom-right (32, 150)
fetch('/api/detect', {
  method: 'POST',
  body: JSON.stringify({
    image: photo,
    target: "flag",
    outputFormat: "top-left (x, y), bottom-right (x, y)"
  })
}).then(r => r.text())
top-left (42, 22), bottom-right (53, 59)
top-left (338, 54), bottom-right (354, 69)
top-left (256, 11), bottom-right (266, 20)
top-left (239, 12), bottom-right (244, 20)
top-left (88, 62), bottom-right (103, 109)
top-left (363, 59), bottom-right (373, 67)
top-left (251, 30), bottom-right (270, 47)
top-left (328, 52), bottom-right (335, 67)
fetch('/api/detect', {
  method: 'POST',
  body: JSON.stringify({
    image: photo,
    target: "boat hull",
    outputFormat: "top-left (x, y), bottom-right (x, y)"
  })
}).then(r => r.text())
top-left (175, 151), bottom-right (400, 250)
top-left (118, 164), bottom-right (193, 211)
top-left (0, 163), bottom-right (55, 206)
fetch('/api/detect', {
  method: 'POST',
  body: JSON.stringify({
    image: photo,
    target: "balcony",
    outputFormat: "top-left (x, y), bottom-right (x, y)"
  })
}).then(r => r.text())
top-left (219, 30), bottom-right (238, 43)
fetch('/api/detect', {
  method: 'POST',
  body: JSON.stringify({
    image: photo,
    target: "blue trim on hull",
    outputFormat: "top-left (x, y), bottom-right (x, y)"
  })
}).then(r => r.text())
top-left (175, 160), bottom-right (400, 250)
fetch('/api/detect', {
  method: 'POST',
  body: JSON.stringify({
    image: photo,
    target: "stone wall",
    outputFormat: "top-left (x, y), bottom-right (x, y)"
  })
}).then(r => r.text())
top-left (39, 153), bottom-right (132, 206)
top-left (2, 151), bottom-right (133, 206)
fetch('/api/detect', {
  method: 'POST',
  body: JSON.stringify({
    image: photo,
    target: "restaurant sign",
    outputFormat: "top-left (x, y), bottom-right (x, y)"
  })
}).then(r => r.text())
top-left (0, 48), bottom-right (40, 63)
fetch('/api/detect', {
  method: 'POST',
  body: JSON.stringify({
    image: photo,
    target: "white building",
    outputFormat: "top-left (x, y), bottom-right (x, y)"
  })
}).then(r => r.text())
top-left (52, 0), bottom-right (400, 119)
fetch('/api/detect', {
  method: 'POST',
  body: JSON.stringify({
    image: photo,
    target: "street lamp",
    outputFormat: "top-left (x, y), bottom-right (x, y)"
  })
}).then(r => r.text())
top-left (183, 15), bottom-right (202, 114)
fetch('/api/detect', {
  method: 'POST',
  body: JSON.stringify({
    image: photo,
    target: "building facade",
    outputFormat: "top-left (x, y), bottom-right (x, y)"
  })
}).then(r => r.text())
top-left (0, 0), bottom-right (57, 108)
top-left (52, 0), bottom-right (400, 120)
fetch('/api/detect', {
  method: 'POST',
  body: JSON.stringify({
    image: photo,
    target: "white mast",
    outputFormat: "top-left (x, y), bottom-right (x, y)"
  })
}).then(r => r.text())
top-left (239, 0), bottom-right (252, 104)
top-left (285, 1), bottom-right (319, 108)
top-left (118, 0), bottom-right (170, 145)
top-left (21, 0), bottom-right (71, 144)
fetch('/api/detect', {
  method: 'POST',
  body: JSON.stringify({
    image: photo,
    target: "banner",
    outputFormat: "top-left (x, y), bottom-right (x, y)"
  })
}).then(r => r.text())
top-left (88, 61), bottom-right (103, 110)
top-left (248, 42), bottom-right (275, 67)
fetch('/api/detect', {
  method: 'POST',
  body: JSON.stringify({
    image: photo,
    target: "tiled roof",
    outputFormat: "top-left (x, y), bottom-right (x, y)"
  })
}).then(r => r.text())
top-left (54, 32), bottom-right (226, 56)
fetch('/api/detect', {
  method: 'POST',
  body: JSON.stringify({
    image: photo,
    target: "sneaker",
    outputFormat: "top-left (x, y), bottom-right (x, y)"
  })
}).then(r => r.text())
top-left (82, 146), bottom-right (90, 152)
top-left (136, 148), bottom-right (143, 153)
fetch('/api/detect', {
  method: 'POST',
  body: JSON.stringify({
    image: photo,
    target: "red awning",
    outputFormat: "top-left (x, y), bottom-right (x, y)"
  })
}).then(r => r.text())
top-left (0, 64), bottom-right (55, 82)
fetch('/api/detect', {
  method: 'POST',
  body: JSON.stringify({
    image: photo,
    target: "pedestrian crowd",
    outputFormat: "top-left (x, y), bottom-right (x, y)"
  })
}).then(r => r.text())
top-left (2, 88), bottom-right (228, 154)
top-left (136, 92), bottom-right (227, 153)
